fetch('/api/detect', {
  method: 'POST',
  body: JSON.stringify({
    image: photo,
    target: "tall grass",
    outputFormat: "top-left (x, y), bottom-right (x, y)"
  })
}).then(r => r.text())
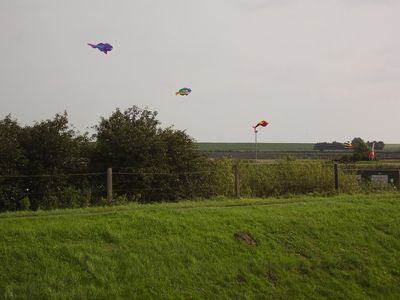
top-left (213, 159), bottom-right (360, 197)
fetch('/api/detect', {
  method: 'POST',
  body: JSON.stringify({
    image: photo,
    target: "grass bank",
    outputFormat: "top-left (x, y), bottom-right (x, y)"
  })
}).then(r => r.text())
top-left (1, 193), bottom-right (400, 299)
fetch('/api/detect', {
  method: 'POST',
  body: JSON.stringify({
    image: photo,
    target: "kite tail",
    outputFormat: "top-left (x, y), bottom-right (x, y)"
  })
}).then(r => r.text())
top-left (87, 43), bottom-right (97, 48)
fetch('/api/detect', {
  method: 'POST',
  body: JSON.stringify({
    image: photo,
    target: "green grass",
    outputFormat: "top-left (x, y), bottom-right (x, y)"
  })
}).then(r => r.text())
top-left (196, 143), bottom-right (316, 152)
top-left (1, 193), bottom-right (400, 299)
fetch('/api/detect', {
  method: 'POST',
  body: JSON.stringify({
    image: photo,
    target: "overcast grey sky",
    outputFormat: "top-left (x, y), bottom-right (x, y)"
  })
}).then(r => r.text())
top-left (1, 0), bottom-right (399, 143)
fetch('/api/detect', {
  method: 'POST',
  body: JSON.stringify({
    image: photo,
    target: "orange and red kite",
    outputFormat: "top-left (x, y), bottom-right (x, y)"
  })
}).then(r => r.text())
top-left (252, 120), bottom-right (269, 131)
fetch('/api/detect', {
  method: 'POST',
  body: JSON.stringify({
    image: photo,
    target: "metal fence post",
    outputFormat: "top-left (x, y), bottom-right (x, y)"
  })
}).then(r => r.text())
top-left (334, 163), bottom-right (340, 193)
top-left (234, 164), bottom-right (240, 198)
top-left (107, 167), bottom-right (113, 203)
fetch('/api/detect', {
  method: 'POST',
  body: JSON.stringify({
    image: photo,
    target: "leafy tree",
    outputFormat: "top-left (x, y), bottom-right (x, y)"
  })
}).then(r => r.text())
top-left (0, 115), bottom-right (26, 174)
top-left (159, 127), bottom-right (201, 172)
top-left (91, 106), bottom-right (205, 201)
top-left (351, 138), bottom-right (370, 161)
top-left (367, 141), bottom-right (384, 150)
top-left (351, 137), bottom-right (366, 148)
top-left (17, 112), bottom-right (90, 209)
top-left (0, 115), bottom-right (27, 211)
top-left (20, 112), bottom-right (88, 173)
top-left (91, 106), bottom-right (162, 171)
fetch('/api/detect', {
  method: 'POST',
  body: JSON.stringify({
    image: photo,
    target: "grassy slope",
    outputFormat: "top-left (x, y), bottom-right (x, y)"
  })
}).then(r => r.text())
top-left (1, 194), bottom-right (400, 299)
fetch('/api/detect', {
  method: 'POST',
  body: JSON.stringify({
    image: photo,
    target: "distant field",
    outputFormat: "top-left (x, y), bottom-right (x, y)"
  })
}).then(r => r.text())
top-left (1, 193), bottom-right (400, 299)
top-left (384, 144), bottom-right (400, 151)
top-left (197, 143), bottom-right (400, 152)
top-left (196, 143), bottom-right (316, 152)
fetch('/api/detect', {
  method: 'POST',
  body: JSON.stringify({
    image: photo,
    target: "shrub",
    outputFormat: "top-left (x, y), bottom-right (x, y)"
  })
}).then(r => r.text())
top-left (19, 196), bottom-right (31, 210)
top-left (39, 187), bottom-right (91, 209)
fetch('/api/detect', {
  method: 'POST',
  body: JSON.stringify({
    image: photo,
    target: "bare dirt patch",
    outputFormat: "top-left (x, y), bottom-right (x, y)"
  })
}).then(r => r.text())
top-left (234, 232), bottom-right (257, 245)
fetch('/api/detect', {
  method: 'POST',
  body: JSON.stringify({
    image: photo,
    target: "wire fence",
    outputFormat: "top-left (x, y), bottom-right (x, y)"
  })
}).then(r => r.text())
top-left (0, 167), bottom-right (233, 211)
top-left (339, 163), bottom-right (400, 188)
top-left (1, 161), bottom-right (399, 212)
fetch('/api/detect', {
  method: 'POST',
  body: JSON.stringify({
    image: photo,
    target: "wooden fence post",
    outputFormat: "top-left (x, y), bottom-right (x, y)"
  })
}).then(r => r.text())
top-left (398, 169), bottom-right (400, 186)
top-left (234, 164), bottom-right (240, 198)
top-left (107, 167), bottom-right (113, 203)
top-left (334, 163), bottom-right (340, 193)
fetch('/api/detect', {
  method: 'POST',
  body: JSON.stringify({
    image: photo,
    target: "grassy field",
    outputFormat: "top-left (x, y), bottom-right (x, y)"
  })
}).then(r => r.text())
top-left (1, 194), bottom-right (400, 299)
top-left (196, 143), bottom-right (316, 152)
top-left (384, 144), bottom-right (400, 151)
top-left (196, 143), bottom-right (400, 152)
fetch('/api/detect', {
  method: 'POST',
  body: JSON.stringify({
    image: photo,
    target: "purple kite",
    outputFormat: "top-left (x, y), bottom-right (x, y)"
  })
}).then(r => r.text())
top-left (88, 43), bottom-right (113, 54)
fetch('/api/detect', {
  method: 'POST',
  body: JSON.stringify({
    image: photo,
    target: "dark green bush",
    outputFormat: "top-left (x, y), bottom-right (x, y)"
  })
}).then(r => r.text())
top-left (19, 196), bottom-right (31, 210)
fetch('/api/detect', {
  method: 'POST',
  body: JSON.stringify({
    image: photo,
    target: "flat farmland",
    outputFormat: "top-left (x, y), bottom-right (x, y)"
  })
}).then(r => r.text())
top-left (385, 144), bottom-right (400, 151)
top-left (196, 143), bottom-right (400, 160)
top-left (196, 143), bottom-right (400, 152)
top-left (196, 143), bottom-right (316, 152)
